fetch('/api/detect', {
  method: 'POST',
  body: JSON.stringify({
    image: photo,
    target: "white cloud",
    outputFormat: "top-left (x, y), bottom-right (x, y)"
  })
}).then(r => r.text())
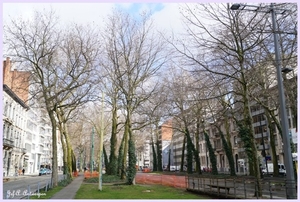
top-left (3, 3), bottom-right (189, 38)
top-left (3, 3), bottom-right (116, 25)
top-left (151, 3), bottom-right (185, 37)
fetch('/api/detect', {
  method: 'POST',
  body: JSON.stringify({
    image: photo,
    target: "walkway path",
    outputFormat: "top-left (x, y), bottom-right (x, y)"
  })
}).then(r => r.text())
top-left (50, 174), bottom-right (84, 199)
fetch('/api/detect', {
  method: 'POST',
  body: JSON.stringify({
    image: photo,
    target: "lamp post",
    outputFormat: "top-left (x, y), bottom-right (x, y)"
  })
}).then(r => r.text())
top-left (230, 3), bottom-right (296, 198)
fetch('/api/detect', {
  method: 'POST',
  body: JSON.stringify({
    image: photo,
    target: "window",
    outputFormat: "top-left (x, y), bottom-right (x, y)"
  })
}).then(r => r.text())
top-left (3, 125), bottom-right (6, 139)
top-left (4, 101), bottom-right (8, 116)
top-left (234, 136), bottom-right (237, 145)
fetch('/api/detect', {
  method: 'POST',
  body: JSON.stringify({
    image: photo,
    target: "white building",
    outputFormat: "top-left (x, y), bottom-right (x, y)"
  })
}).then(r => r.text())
top-left (2, 57), bottom-right (63, 176)
top-left (3, 84), bottom-right (29, 176)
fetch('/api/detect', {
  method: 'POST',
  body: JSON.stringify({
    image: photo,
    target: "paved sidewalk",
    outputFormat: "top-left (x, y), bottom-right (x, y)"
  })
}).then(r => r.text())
top-left (50, 174), bottom-right (84, 199)
top-left (3, 173), bottom-right (39, 182)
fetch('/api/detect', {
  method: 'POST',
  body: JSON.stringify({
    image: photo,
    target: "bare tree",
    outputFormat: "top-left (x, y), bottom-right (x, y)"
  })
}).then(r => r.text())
top-left (4, 10), bottom-right (100, 186)
top-left (164, 3), bottom-right (276, 195)
top-left (100, 9), bottom-right (167, 184)
top-left (163, 66), bottom-right (204, 174)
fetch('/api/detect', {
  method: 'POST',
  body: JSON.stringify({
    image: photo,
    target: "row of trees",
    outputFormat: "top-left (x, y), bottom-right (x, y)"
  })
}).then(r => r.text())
top-left (4, 3), bottom-right (297, 193)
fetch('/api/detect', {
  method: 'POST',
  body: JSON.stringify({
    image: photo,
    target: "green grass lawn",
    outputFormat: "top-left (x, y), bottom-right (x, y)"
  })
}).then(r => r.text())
top-left (75, 183), bottom-right (213, 199)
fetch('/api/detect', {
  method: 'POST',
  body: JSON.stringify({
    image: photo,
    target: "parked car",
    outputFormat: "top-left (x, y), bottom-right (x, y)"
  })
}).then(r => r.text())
top-left (45, 168), bottom-right (52, 174)
top-left (170, 166), bottom-right (176, 172)
top-left (262, 163), bottom-right (286, 176)
top-left (39, 168), bottom-right (47, 176)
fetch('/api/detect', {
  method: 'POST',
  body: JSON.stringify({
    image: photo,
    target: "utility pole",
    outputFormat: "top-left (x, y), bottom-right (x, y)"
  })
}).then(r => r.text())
top-left (270, 3), bottom-right (296, 198)
top-left (230, 3), bottom-right (296, 198)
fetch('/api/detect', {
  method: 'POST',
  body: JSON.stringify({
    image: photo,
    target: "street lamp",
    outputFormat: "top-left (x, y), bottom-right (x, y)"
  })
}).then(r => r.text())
top-left (230, 3), bottom-right (296, 199)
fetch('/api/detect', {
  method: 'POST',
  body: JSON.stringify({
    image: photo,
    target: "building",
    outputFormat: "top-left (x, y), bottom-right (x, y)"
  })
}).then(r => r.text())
top-left (159, 74), bottom-right (296, 175)
top-left (158, 120), bottom-right (173, 169)
top-left (3, 84), bottom-right (29, 176)
top-left (2, 57), bottom-right (63, 175)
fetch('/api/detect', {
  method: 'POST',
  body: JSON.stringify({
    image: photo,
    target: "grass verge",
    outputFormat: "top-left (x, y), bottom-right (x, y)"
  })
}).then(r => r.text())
top-left (29, 178), bottom-right (72, 199)
top-left (28, 186), bottom-right (64, 199)
top-left (75, 183), bottom-right (213, 199)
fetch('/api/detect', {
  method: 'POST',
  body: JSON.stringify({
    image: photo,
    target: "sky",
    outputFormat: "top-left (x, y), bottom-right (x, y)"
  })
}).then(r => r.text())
top-left (2, 2), bottom-right (186, 37)
top-left (2, 1), bottom-right (297, 54)
top-left (1, 1), bottom-right (299, 200)
top-left (1, 2), bottom-right (193, 66)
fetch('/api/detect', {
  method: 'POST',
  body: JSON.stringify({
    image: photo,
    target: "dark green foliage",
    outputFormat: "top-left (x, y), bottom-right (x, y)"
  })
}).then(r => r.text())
top-left (108, 104), bottom-right (118, 175)
top-left (103, 147), bottom-right (109, 173)
top-left (84, 175), bottom-right (125, 183)
top-left (126, 138), bottom-right (136, 184)
top-left (185, 128), bottom-right (202, 175)
top-left (71, 150), bottom-right (76, 172)
top-left (185, 130), bottom-right (193, 174)
top-left (219, 130), bottom-right (236, 176)
top-left (58, 177), bottom-right (72, 187)
top-left (63, 161), bottom-right (68, 175)
top-left (117, 136), bottom-right (125, 176)
top-left (156, 138), bottom-right (162, 171)
top-left (167, 148), bottom-right (171, 170)
top-left (151, 137), bottom-right (158, 171)
top-left (204, 132), bottom-right (218, 175)
top-left (186, 139), bottom-right (193, 174)
top-left (237, 122), bottom-right (254, 172)
top-left (180, 136), bottom-right (186, 172)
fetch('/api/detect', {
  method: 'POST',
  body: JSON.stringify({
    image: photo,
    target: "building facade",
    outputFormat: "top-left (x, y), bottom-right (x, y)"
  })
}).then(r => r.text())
top-left (2, 57), bottom-right (63, 176)
top-left (3, 84), bottom-right (29, 176)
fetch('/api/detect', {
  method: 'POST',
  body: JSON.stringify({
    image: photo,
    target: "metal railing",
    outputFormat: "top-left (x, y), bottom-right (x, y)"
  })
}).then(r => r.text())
top-left (186, 175), bottom-right (297, 199)
top-left (4, 174), bottom-right (67, 200)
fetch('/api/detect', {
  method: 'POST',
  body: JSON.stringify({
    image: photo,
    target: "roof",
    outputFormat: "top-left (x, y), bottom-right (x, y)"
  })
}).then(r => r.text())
top-left (3, 84), bottom-right (29, 110)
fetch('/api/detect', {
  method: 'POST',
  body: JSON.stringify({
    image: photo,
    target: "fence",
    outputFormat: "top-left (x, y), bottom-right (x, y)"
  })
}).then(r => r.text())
top-left (135, 173), bottom-right (186, 189)
top-left (4, 174), bottom-right (68, 200)
top-left (83, 171), bottom-right (99, 179)
top-left (186, 175), bottom-right (297, 199)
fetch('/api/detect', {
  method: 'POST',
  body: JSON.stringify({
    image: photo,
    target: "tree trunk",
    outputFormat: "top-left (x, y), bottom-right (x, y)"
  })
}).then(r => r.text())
top-left (117, 135), bottom-right (125, 176)
top-left (121, 118), bottom-right (129, 180)
top-left (204, 132), bottom-right (218, 175)
top-left (49, 111), bottom-right (58, 187)
top-left (155, 123), bottom-right (162, 172)
top-left (107, 95), bottom-right (118, 175)
top-left (180, 136), bottom-right (186, 172)
top-left (219, 129), bottom-right (236, 176)
top-left (103, 147), bottom-right (108, 172)
top-left (151, 137), bottom-right (157, 171)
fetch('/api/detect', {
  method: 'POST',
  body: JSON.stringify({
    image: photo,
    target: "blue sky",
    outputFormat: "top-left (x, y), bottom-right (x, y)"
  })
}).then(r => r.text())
top-left (116, 3), bottom-right (165, 14)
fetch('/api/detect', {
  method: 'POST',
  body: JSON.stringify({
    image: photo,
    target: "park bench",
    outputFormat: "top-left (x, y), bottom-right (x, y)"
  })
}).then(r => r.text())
top-left (207, 184), bottom-right (233, 194)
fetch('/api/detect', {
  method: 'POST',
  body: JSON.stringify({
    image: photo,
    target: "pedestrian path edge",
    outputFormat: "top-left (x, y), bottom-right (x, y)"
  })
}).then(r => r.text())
top-left (50, 174), bottom-right (84, 199)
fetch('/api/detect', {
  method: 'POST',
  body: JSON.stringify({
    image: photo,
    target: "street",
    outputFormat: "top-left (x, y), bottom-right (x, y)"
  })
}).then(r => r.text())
top-left (2, 173), bottom-right (64, 199)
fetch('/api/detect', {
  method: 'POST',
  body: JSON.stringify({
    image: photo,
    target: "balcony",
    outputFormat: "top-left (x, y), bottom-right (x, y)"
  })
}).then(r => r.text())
top-left (3, 138), bottom-right (14, 150)
top-left (251, 109), bottom-right (265, 116)
top-left (253, 120), bottom-right (267, 127)
top-left (257, 144), bottom-right (270, 150)
top-left (21, 148), bottom-right (27, 154)
top-left (215, 146), bottom-right (223, 152)
top-left (238, 147), bottom-right (245, 152)
top-left (254, 132), bottom-right (268, 139)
